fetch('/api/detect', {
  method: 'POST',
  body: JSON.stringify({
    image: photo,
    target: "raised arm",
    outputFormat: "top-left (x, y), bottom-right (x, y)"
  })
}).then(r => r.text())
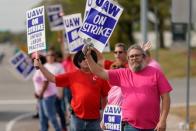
top-left (93, 47), bottom-right (105, 67)
top-left (85, 46), bottom-right (109, 80)
top-left (34, 59), bottom-right (55, 82)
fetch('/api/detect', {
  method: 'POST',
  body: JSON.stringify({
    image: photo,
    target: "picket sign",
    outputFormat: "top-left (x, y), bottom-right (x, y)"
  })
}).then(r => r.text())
top-left (84, 0), bottom-right (94, 19)
top-left (10, 51), bottom-right (35, 80)
top-left (103, 105), bottom-right (122, 131)
top-left (46, 4), bottom-right (64, 31)
top-left (79, 0), bottom-right (123, 52)
top-left (63, 13), bottom-right (83, 53)
top-left (26, 6), bottom-right (46, 54)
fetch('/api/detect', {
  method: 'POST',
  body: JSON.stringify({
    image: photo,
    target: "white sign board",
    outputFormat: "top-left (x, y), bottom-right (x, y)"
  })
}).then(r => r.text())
top-left (103, 105), bottom-right (122, 131)
top-left (10, 51), bottom-right (35, 80)
top-left (84, 0), bottom-right (94, 19)
top-left (78, 0), bottom-right (123, 52)
top-left (103, 42), bottom-right (111, 52)
top-left (46, 4), bottom-right (64, 31)
top-left (63, 13), bottom-right (83, 53)
top-left (26, 6), bottom-right (46, 54)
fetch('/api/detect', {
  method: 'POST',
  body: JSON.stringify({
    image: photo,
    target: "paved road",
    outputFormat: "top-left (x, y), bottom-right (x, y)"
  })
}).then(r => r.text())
top-left (0, 44), bottom-right (36, 131)
top-left (0, 44), bottom-right (195, 131)
top-left (168, 78), bottom-right (196, 130)
top-left (170, 78), bottom-right (196, 106)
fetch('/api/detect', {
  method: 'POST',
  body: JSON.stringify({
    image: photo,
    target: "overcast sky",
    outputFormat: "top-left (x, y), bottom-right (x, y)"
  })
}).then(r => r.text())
top-left (0, 0), bottom-right (42, 33)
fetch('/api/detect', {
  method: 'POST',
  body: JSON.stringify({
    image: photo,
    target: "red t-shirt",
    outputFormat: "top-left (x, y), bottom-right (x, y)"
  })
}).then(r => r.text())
top-left (104, 60), bottom-right (128, 69)
top-left (55, 70), bottom-right (110, 119)
top-left (104, 60), bottom-right (114, 69)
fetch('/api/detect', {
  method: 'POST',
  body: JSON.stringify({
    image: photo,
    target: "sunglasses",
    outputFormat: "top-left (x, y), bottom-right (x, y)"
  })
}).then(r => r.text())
top-left (114, 51), bottom-right (123, 54)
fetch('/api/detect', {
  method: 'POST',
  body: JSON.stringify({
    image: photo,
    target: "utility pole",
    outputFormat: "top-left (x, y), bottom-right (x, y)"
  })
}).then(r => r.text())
top-left (141, 0), bottom-right (148, 43)
top-left (186, 0), bottom-right (192, 129)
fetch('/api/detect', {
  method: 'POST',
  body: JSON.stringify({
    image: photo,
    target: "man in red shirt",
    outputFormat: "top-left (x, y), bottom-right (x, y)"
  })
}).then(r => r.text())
top-left (34, 50), bottom-right (110, 131)
top-left (104, 43), bottom-right (128, 69)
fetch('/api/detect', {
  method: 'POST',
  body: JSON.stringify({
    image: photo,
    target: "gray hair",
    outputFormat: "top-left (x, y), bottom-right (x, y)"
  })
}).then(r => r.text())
top-left (127, 44), bottom-right (146, 56)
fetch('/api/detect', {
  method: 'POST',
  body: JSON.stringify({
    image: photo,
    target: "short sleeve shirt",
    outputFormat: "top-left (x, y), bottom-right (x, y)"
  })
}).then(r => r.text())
top-left (55, 70), bottom-right (110, 119)
top-left (108, 66), bottom-right (172, 129)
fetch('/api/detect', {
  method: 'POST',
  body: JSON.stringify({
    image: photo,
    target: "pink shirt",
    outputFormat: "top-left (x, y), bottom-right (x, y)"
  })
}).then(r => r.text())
top-left (108, 66), bottom-right (172, 129)
top-left (107, 86), bottom-right (123, 106)
top-left (148, 59), bottom-right (162, 71)
top-left (32, 63), bottom-right (64, 98)
top-left (32, 70), bottom-right (44, 96)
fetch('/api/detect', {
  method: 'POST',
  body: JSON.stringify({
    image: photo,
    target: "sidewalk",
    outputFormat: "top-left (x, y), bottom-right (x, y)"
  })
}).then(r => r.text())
top-left (167, 113), bottom-right (183, 131)
top-left (12, 113), bottom-right (183, 131)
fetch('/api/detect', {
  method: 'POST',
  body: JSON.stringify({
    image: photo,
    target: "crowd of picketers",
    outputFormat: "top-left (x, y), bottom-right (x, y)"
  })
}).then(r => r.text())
top-left (32, 37), bottom-right (172, 131)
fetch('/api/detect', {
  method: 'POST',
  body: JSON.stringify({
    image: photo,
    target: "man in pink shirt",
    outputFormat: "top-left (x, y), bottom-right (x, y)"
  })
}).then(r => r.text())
top-left (85, 44), bottom-right (172, 131)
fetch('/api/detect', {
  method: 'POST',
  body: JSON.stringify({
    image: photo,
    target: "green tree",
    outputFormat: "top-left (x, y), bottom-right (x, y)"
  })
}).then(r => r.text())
top-left (111, 0), bottom-right (140, 48)
top-left (149, 0), bottom-right (171, 48)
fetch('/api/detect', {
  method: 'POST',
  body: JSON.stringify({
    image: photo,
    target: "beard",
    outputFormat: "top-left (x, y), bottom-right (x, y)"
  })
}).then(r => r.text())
top-left (130, 61), bottom-right (144, 72)
top-left (132, 64), bottom-right (142, 72)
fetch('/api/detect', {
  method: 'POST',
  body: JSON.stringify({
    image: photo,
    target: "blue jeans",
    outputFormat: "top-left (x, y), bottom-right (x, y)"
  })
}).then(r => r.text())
top-left (56, 97), bottom-right (66, 129)
top-left (123, 122), bottom-right (154, 131)
top-left (70, 114), bottom-right (101, 131)
top-left (39, 95), bottom-right (61, 131)
top-left (64, 88), bottom-right (72, 105)
top-left (63, 88), bottom-right (72, 113)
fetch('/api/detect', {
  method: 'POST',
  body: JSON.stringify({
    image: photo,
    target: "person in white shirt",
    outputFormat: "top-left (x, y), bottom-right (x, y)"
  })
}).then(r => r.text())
top-left (34, 49), bottom-right (65, 131)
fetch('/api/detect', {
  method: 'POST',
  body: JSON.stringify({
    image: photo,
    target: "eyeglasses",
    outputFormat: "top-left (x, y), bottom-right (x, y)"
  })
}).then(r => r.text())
top-left (114, 51), bottom-right (123, 54)
top-left (128, 54), bottom-right (143, 59)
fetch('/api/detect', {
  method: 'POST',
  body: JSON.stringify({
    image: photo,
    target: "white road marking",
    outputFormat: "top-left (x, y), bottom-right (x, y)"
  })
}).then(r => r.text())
top-left (6, 113), bottom-right (34, 131)
top-left (2, 99), bottom-right (36, 131)
top-left (0, 100), bottom-right (36, 105)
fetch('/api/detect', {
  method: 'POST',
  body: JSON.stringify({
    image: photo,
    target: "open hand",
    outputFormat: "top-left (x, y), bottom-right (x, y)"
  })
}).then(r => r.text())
top-left (139, 41), bottom-right (152, 51)
top-left (82, 39), bottom-right (93, 55)
top-left (33, 58), bottom-right (41, 69)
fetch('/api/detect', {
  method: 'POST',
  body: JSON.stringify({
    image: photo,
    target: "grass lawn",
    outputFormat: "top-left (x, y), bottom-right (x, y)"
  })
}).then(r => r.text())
top-left (104, 47), bottom-right (196, 78)
top-left (170, 105), bottom-right (196, 123)
top-left (155, 48), bottom-right (196, 78)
